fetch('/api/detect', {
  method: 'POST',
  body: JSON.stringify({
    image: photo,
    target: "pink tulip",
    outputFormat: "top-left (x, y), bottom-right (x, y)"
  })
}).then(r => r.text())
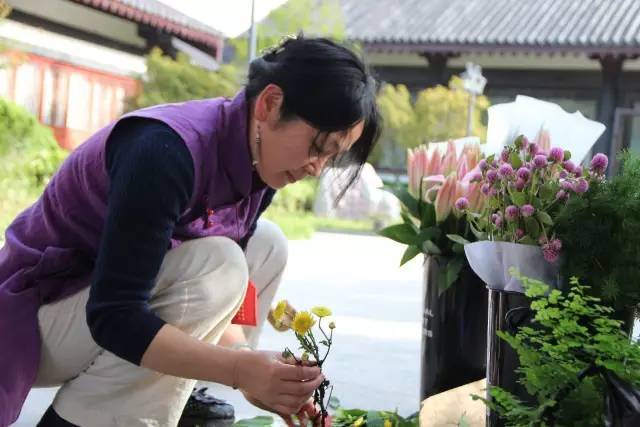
top-left (422, 175), bottom-right (445, 203)
top-left (462, 143), bottom-right (482, 170)
top-left (534, 128), bottom-right (551, 154)
top-left (465, 182), bottom-right (485, 212)
top-left (457, 154), bottom-right (469, 179)
top-left (434, 174), bottom-right (458, 222)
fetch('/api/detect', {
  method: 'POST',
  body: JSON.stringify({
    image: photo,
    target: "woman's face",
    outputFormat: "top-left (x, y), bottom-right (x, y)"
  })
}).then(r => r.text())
top-left (252, 85), bottom-right (364, 189)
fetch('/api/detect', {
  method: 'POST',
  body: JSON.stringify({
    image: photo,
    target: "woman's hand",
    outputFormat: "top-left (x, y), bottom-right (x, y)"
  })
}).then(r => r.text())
top-left (235, 350), bottom-right (324, 416)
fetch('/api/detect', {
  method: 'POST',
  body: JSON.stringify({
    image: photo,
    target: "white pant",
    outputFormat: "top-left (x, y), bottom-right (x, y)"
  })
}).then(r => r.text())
top-left (33, 219), bottom-right (288, 426)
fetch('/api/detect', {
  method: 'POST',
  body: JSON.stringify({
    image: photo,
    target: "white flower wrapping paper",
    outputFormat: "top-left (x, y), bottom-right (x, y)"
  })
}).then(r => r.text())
top-left (485, 95), bottom-right (606, 163)
top-left (464, 241), bottom-right (562, 293)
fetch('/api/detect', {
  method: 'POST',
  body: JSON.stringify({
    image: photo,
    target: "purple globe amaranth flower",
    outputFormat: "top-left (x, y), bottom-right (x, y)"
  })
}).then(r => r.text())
top-left (455, 197), bottom-right (469, 210)
top-left (542, 245), bottom-right (560, 263)
top-left (517, 167), bottom-right (531, 181)
top-left (591, 153), bottom-right (609, 174)
top-left (481, 183), bottom-right (491, 195)
top-left (515, 178), bottom-right (526, 191)
top-left (533, 154), bottom-right (548, 169)
top-left (486, 169), bottom-right (498, 183)
top-left (470, 172), bottom-right (483, 182)
top-left (505, 205), bottom-right (519, 221)
top-left (563, 160), bottom-right (576, 173)
top-left (575, 178), bottom-right (589, 194)
top-left (556, 189), bottom-right (569, 201)
top-left (492, 213), bottom-right (503, 228)
top-left (521, 204), bottom-right (535, 217)
top-left (549, 147), bottom-right (565, 163)
top-left (560, 180), bottom-right (574, 192)
top-left (559, 171), bottom-right (568, 179)
top-left (498, 163), bottom-right (514, 179)
top-left (551, 238), bottom-right (562, 251)
top-left (501, 148), bottom-right (511, 162)
top-left (528, 142), bottom-right (539, 156)
top-left (514, 228), bottom-right (525, 240)
top-left (574, 166), bottom-right (584, 177)
top-left (479, 159), bottom-right (489, 171)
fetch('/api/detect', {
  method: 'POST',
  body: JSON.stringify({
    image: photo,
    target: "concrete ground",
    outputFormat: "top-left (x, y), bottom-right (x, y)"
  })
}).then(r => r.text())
top-left (15, 232), bottom-right (423, 425)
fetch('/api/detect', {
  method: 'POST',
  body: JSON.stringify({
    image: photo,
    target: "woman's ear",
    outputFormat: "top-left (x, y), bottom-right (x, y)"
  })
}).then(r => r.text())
top-left (254, 84), bottom-right (284, 123)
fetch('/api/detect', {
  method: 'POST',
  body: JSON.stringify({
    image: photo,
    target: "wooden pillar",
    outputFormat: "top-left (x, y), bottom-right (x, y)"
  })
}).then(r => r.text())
top-left (138, 24), bottom-right (177, 58)
top-left (423, 53), bottom-right (450, 87)
top-left (594, 55), bottom-right (624, 157)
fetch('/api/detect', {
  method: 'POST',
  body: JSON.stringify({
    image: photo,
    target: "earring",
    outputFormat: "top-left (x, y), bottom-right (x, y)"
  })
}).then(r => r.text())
top-left (252, 125), bottom-right (261, 166)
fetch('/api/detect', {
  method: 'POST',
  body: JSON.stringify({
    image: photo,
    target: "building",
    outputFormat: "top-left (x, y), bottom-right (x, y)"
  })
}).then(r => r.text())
top-left (340, 0), bottom-right (640, 171)
top-left (1, 0), bottom-right (224, 149)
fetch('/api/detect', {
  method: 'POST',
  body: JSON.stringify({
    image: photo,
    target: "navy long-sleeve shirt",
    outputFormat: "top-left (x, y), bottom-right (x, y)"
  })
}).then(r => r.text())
top-left (87, 118), bottom-right (275, 365)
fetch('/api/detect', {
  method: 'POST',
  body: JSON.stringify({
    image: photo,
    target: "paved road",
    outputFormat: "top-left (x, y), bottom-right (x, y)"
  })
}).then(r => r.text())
top-left (16, 232), bottom-right (424, 425)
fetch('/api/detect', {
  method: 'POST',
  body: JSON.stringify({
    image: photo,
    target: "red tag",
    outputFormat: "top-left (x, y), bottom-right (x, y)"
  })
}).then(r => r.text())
top-left (231, 280), bottom-right (257, 326)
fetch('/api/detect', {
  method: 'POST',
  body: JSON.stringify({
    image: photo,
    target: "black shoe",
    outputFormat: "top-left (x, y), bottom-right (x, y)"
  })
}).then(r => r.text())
top-left (37, 406), bottom-right (79, 427)
top-left (178, 387), bottom-right (235, 427)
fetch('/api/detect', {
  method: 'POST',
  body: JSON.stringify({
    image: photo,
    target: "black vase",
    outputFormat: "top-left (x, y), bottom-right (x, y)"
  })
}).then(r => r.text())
top-left (420, 256), bottom-right (488, 402)
top-left (486, 288), bottom-right (535, 427)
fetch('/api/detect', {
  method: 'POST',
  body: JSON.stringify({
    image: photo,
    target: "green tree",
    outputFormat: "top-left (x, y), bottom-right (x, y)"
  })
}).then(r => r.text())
top-left (128, 48), bottom-right (240, 110)
top-left (0, 99), bottom-right (67, 234)
top-left (374, 77), bottom-right (489, 167)
top-left (227, 0), bottom-right (346, 64)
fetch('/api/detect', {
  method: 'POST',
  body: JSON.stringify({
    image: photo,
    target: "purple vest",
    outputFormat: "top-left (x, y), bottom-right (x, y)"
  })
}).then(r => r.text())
top-left (0, 89), bottom-right (268, 426)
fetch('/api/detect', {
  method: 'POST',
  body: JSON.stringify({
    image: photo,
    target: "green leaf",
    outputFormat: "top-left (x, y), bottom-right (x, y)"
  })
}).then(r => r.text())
top-left (447, 234), bottom-right (471, 245)
top-left (378, 223), bottom-right (418, 245)
top-left (439, 256), bottom-right (465, 295)
top-left (383, 186), bottom-right (419, 218)
top-left (524, 216), bottom-right (540, 238)
top-left (234, 416), bottom-right (275, 427)
top-left (420, 201), bottom-right (436, 227)
top-left (509, 152), bottom-right (523, 169)
top-left (487, 154), bottom-right (495, 164)
top-left (422, 240), bottom-right (442, 255)
top-left (400, 245), bottom-right (422, 266)
top-left (564, 150), bottom-right (571, 161)
top-left (470, 221), bottom-right (488, 240)
top-left (418, 226), bottom-right (442, 242)
top-left (537, 211), bottom-right (554, 226)
top-left (518, 236), bottom-right (536, 245)
top-left (539, 183), bottom-right (555, 200)
top-left (511, 191), bottom-right (527, 207)
top-left (452, 243), bottom-right (465, 254)
top-left (367, 411), bottom-right (385, 427)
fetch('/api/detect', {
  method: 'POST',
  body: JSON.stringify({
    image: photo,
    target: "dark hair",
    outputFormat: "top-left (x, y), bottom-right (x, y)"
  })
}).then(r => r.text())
top-left (246, 35), bottom-right (382, 201)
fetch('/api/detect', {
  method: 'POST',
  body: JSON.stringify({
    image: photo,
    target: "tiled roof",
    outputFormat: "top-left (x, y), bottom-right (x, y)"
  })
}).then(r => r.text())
top-left (70, 0), bottom-right (224, 49)
top-left (342, 0), bottom-right (640, 55)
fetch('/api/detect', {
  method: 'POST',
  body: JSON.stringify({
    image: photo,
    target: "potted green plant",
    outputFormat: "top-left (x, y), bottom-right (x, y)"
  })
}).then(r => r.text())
top-left (554, 151), bottom-right (640, 331)
top-left (475, 271), bottom-right (640, 426)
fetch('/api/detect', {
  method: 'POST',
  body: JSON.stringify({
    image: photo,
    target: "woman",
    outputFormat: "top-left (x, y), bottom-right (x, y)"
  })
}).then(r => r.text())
top-left (0, 36), bottom-right (381, 426)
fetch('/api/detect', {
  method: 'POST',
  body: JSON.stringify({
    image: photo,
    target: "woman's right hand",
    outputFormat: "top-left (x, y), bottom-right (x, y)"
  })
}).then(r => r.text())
top-left (235, 350), bottom-right (324, 415)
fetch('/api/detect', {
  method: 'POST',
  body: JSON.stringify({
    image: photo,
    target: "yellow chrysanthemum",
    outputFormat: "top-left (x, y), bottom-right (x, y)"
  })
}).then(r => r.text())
top-left (273, 300), bottom-right (288, 321)
top-left (384, 419), bottom-right (393, 427)
top-left (292, 311), bottom-right (316, 335)
top-left (311, 306), bottom-right (332, 318)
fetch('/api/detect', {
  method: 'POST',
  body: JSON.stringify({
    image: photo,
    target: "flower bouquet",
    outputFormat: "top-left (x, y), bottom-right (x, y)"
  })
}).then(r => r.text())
top-left (270, 301), bottom-right (335, 427)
